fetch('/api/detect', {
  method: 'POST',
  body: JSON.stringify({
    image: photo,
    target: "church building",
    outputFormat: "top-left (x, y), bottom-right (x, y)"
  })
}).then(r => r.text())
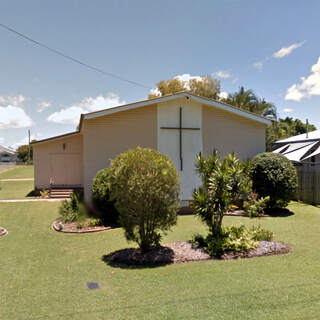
top-left (32, 92), bottom-right (271, 201)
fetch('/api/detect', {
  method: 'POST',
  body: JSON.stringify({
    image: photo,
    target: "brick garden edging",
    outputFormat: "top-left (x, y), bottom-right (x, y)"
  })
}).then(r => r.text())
top-left (0, 226), bottom-right (8, 237)
top-left (51, 220), bottom-right (112, 234)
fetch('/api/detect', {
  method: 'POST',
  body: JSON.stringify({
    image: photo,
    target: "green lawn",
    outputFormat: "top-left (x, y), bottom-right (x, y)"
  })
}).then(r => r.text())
top-left (0, 180), bottom-right (35, 200)
top-left (0, 165), bottom-right (34, 179)
top-left (0, 202), bottom-right (320, 319)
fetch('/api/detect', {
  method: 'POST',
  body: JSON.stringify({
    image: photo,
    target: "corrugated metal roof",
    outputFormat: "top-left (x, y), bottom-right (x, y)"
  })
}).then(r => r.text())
top-left (275, 129), bottom-right (320, 144)
top-left (0, 145), bottom-right (16, 155)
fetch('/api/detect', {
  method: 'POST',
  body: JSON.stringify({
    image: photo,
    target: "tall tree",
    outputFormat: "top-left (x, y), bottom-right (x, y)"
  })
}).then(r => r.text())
top-left (148, 75), bottom-right (220, 100)
top-left (223, 86), bottom-right (277, 119)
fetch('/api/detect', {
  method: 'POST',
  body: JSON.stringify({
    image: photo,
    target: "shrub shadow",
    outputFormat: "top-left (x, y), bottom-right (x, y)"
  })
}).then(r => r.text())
top-left (265, 208), bottom-right (294, 217)
top-left (101, 246), bottom-right (175, 269)
top-left (26, 189), bottom-right (40, 197)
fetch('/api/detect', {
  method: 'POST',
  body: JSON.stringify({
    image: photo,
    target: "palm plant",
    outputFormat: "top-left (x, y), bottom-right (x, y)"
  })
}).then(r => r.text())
top-left (224, 86), bottom-right (277, 119)
top-left (193, 151), bottom-right (245, 238)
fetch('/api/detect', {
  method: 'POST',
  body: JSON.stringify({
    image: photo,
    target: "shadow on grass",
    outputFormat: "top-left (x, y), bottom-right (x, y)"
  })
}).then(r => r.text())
top-left (101, 246), bottom-right (174, 269)
top-left (265, 208), bottom-right (295, 217)
top-left (26, 189), bottom-right (41, 197)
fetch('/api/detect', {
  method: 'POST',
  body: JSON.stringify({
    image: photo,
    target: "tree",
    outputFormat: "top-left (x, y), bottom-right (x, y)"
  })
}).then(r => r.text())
top-left (266, 117), bottom-right (316, 150)
top-left (16, 140), bottom-right (36, 163)
top-left (109, 147), bottom-right (180, 252)
top-left (223, 86), bottom-right (276, 118)
top-left (149, 75), bottom-right (220, 100)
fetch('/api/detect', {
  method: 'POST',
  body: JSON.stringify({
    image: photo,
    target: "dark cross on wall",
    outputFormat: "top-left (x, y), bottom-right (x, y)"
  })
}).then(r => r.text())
top-left (160, 107), bottom-right (200, 171)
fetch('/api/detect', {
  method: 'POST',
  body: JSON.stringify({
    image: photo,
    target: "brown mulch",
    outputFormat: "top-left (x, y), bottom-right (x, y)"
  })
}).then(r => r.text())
top-left (103, 240), bottom-right (291, 266)
top-left (0, 226), bottom-right (8, 237)
top-left (52, 220), bottom-right (111, 234)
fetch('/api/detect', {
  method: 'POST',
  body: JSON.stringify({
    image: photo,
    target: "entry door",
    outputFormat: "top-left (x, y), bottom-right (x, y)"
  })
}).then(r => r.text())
top-left (50, 153), bottom-right (82, 186)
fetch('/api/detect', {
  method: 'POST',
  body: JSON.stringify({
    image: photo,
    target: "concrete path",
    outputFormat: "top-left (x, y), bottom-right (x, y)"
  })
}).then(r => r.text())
top-left (0, 198), bottom-right (67, 203)
top-left (0, 178), bottom-right (34, 182)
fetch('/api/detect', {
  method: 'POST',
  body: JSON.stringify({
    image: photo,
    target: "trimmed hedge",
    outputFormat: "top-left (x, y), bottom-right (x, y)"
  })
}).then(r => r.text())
top-left (250, 152), bottom-right (298, 209)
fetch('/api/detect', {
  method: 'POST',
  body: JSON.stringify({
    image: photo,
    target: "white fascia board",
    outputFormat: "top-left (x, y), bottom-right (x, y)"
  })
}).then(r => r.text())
top-left (83, 92), bottom-right (271, 125)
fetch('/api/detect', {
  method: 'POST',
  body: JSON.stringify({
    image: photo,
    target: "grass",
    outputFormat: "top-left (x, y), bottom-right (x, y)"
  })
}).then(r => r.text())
top-left (0, 201), bottom-right (320, 319)
top-left (0, 180), bottom-right (36, 200)
top-left (0, 165), bottom-right (34, 179)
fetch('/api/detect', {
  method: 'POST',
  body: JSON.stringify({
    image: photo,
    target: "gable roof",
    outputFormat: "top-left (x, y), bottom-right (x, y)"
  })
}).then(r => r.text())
top-left (33, 92), bottom-right (271, 145)
top-left (0, 145), bottom-right (17, 155)
top-left (81, 92), bottom-right (271, 125)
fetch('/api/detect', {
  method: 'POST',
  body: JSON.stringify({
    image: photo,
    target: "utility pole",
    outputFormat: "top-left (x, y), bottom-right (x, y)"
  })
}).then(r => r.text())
top-left (28, 129), bottom-right (31, 164)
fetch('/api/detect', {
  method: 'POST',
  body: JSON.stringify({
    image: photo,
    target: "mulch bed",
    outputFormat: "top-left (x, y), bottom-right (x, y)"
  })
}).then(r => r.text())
top-left (0, 226), bottom-right (8, 237)
top-left (52, 220), bottom-right (111, 234)
top-left (104, 240), bottom-right (291, 266)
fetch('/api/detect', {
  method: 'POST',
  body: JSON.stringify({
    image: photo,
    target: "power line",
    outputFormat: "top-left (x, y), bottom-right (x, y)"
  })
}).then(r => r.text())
top-left (0, 23), bottom-right (151, 89)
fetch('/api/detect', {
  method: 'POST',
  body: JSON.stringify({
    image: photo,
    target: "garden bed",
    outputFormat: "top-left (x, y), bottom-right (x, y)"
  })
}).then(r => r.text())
top-left (0, 226), bottom-right (8, 237)
top-left (52, 220), bottom-right (111, 233)
top-left (103, 240), bottom-right (291, 266)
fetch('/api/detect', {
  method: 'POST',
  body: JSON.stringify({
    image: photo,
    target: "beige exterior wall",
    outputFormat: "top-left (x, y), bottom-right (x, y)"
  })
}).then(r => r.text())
top-left (202, 105), bottom-right (266, 159)
top-left (33, 134), bottom-right (83, 189)
top-left (83, 104), bottom-right (157, 199)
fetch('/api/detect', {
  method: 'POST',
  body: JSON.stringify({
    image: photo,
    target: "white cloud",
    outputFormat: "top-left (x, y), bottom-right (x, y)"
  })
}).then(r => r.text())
top-left (253, 61), bottom-right (264, 71)
top-left (285, 57), bottom-right (320, 101)
top-left (47, 93), bottom-right (125, 125)
top-left (213, 70), bottom-right (231, 79)
top-left (0, 94), bottom-right (26, 107)
top-left (37, 101), bottom-right (51, 112)
top-left (273, 41), bottom-right (305, 59)
top-left (283, 108), bottom-right (293, 113)
top-left (174, 74), bottom-right (202, 83)
top-left (0, 105), bottom-right (34, 129)
top-left (218, 91), bottom-right (229, 100)
top-left (253, 41), bottom-right (305, 70)
top-left (0, 137), bottom-right (4, 144)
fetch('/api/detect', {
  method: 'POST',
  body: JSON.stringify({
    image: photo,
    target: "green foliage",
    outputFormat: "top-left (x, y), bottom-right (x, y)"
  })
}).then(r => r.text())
top-left (243, 192), bottom-right (270, 217)
top-left (193, 151), bottom-right (247, 238)
top-left (266, 117), bottom-right (317, 151)
top-left (251, 153), bottom-right (298, 209)
top-left (250, 225), bottom-right (273, 241)
top-left (222, 86), bottom-right (277, 118)
top-left (192, 225), bottom-right (260, 256)
top-left (17, 140), bottom-right (36, 162)
top-left (87, 217), bottom-right (102, 227)
top-left (58, 190), bottom-right (84, 223)
top-left (91, 168), bottom-right (119, 225)
top-left (109, 147), bottom-right (180, 252)
top-left (148, 75), bottom-right (220, 100)
top-left (39, 189), bottom-right (49, 198)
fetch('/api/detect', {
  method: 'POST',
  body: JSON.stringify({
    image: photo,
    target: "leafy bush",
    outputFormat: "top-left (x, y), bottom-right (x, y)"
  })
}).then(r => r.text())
top-left (91, 168), bottom-right (119, 225)
top-left (58, 190), bottom-right (84, 223)
top-left (250, 152), bottom-right (298, 209)
top-left (243, 192), bottom-right (270, 217)
top-left (109, 147), bottom-right (180, 252)
top-left (191, 225), bottom-right (273, 256)
top-left (250, 225), bottom-right (273, 241)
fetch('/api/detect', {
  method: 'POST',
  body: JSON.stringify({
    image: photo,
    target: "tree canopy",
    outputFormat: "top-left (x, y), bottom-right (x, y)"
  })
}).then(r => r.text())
top-left (222, 86), bottom-right (277, 119)
top-left (148, 75), bottom-right (221, 100)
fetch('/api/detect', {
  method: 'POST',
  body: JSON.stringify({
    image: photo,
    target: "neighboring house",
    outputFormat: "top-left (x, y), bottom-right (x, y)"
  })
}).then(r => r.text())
top-left (32, 92), bottom-right (271, 202)
top-left (273, 130), bottom-right (320, 163)
top-left (273, 130), bottom-right (320, 204)
top-left (0, 145), bottom-right (18, 163)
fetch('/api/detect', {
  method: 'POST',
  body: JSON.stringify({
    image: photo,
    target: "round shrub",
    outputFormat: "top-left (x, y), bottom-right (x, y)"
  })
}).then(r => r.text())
top-left (250, 152), bottom-right (298, 209)
top-left (109, 147), bottom-right (180, 252)
top-left (91, 168), bottom-right (119, 225)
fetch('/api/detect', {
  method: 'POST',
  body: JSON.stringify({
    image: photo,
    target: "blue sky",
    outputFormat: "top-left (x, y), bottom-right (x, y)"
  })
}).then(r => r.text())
top-left (1, 0), bottom-right (320, 147)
